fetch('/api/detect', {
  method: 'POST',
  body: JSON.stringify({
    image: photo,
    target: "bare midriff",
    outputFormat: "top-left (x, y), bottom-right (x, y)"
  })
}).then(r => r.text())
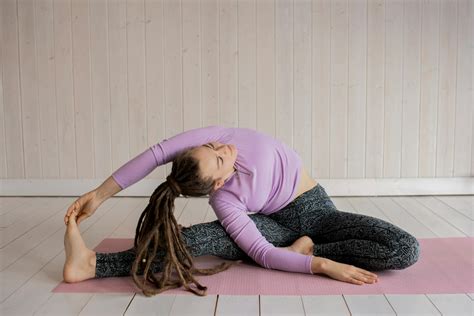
top-left (292, 166), bottom-right (318, 201)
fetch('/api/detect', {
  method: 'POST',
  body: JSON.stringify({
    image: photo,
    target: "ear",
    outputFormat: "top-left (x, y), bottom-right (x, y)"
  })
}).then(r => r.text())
top-left (213, 178), bottom-right (224, 192)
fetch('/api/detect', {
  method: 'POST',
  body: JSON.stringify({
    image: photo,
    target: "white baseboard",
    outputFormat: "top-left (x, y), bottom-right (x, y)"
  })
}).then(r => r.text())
top-left (0, 177), bottom-right (472, 196)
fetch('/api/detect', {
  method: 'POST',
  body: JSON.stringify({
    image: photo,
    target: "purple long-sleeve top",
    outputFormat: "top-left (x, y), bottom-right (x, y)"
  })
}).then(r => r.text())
top-left (111, 125), bottom-right (313, 274)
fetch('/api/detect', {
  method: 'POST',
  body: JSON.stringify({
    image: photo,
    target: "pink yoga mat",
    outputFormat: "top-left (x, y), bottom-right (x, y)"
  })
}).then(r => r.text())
top-left (53, 237), bottom-right (474, 295)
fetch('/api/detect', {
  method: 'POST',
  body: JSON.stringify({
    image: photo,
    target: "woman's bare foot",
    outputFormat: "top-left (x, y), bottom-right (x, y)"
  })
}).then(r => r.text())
top-left (63, 210), bottom-right (97, 283)
top-left (283, 236), bottom-right (314, 255)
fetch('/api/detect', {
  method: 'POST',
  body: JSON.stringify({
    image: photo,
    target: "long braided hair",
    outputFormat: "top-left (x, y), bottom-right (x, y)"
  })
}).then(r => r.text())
top-left (131, 147), bottom-right (240, 296)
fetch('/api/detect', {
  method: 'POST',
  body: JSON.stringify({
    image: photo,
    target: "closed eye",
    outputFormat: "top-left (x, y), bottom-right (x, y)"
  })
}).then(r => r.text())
top-left (206, 143), bottom-right (223, 168)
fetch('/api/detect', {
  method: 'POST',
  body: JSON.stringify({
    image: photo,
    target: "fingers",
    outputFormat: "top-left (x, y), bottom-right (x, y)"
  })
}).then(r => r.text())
top-left (65, 209), bottom-right (77, 225)
top-left (358, 268), bottom-right (378, 278)
top-left (76, 213), bottom-right (88, 225)
top-left (352, 272), bottom-right (378, 285)
top-left (64, 200), bottom-right (80, 225)
top-left (350, 266), bottom-right (378, 285)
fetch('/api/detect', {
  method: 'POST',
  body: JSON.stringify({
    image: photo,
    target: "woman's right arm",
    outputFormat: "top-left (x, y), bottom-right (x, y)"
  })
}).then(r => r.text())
top-left (65, 125), bottom-right (227, 225)
top-left (95, 175), bottom-right (122, 202)
top-left (64, 176), bottom-right (122, 225)
top-left (112, 125), bottom-right (227, 190)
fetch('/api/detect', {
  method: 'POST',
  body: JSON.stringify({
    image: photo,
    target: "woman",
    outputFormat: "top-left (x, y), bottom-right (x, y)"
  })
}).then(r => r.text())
top-left (62, 125), bottom-right (420, 296)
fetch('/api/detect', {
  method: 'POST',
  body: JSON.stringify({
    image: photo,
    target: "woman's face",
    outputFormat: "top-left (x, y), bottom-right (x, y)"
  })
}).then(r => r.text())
top-left (192, 142), bottom-right (238, 192)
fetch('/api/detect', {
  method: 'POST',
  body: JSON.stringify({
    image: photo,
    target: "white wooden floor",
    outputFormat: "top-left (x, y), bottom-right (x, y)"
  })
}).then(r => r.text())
top-left (0, 195), bottom-right (472, 316)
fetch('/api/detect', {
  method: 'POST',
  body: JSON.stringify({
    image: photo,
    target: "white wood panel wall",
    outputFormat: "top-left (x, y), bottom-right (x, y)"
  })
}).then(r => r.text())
top-left (0, 0), bottom-right (472, 190)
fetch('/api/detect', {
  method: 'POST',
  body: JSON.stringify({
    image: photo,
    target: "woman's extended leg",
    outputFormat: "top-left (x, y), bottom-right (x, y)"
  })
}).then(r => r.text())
top-left (269, 184), bottom-right (421, 271)
top-left (92, 213), bottom-right (302, 278)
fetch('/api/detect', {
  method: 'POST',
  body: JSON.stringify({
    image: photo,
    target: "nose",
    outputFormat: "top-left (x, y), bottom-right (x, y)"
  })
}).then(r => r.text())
top-left (217, 144), bottom-right (229, 155)
top-left (219, 144), bottom-right (232, 156)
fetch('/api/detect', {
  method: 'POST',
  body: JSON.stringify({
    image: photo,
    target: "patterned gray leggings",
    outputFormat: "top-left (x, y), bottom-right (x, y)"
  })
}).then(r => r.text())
top-left (95, 183), bottom-right (420, 277)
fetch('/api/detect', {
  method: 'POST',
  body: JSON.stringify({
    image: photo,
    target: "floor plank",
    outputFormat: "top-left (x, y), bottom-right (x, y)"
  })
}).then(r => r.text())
top-left (260, 296), bottom-right (305, 315)
top-left (125, 294), bottom-right (176, 315)
top-left (34, 293), bottom-right (93, 316)
top-left (426, 293), bottom-right (474, 316)
top-left (169, 295), bottom-right (217, 315)
top-left (414, 196), bottom-right (473, 236)
top-left (109, 198), bottom-right (149, 238)
top-left (435, 196), bottom-right (473, 220)
top-left (78, 293), bottom-right (135, 315)
top-left (301, 295), bottom-right (351, 315)
top-left (215, 295), bottom-right (259, 315)
top-left (0, 198), bottom-right (75, 270)
top-left (384, 294), bottom-right (441, 315)
top-left (331, 197), bottom-right (358, 213)
top-left (344, 294), bottom-right (396, 315)
top-left (0, 198), bottom-right (69, 239)
top-left (203, 204), bottom-right (218, 222)
top-left (0, 197), bottom-right (59, 228)
top-left (346, 197), bottom-right (390, 220)
top-left (178, 198), bottom-right (210, 226)
top-left (0, 197), bottom-right (32, 216)
top-left (391, 196), bottom-right (467, 237)
top-left (368, 197), bottom-right (435, 238)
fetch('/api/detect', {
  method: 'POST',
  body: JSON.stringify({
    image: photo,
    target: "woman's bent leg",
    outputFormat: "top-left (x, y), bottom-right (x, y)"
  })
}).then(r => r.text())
top-left (95, 213), bottom-right (300, 278)
top-left (302, 209), bottom-right (421, 271)
top-left (268, 184), bottom-right (420, 272)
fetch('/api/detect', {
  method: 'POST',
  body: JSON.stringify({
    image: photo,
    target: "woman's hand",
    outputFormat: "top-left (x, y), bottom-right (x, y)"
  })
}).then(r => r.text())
top-left (64, 190), bottom-right (103, 226)
top-left (321, 259), bottom-right (378, 285)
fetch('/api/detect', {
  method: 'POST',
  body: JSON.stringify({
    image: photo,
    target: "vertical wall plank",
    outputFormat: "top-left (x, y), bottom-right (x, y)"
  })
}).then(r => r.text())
top-left (145, 0), bottom-right (166, 181)
top-left (453, 0), bottom-right (472, 176)
top-left (293, 0), bottom-right (312, 173)
top-left (182, 0), bottom-right (201, 128)
top-left (471, 0), bottom-right (474, 177)
top-left (127, 0), bottom-right (147, 159)
top-left (347, 0), bottom-right (367, 178)
top-left (238, 0), bottom-right (257, 129)
top-left (109, 0), bottom-right (130, 175)
top-left (53, 0), bottom-right (76, 179)
top-left (0, 0), bottom-right (7, 178)
top-left (90, 0), bottom-right (112, 179)
top-left (71, 0), bottom-right (94, 178)
top-left (256, 0), bottom-right (275, 137)
top-left (275, 0), bottom-right (293, 146)
top-left (219, 0), bottom-right (238, 127)
top-left (383, 0), bottom-right (403, 178)
top-left (201, 0), bottom-right (219, 126)
top-left (35, 0), bottom-right (59, 178)
top-left (18, 0), bottom-right (42, 178)
top-left (471, 0), bottom-right (474, 176)
top-left (436, 0), bottom-right (458, 176)
top-left (366, 0), bottom-right (385, 178)
top-left (312, 0), bottom-right (331, 179)
top-left (163, 0), bottom-right (183, 175)
top-left (419, 0), bottom-right (440, 178)
top-left (329, 0), bottom-right (348, 178)
top-left (401, 0), bottom-right (422, 177)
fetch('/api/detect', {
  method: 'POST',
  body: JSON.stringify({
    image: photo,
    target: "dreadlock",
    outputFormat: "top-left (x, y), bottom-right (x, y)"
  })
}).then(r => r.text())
top-left (131, 147), bottom-right (241, 296)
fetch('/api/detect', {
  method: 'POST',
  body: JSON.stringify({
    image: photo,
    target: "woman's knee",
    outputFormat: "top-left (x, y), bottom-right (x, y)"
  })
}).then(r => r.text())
top-left (390, 234), bottom-right (421, 269)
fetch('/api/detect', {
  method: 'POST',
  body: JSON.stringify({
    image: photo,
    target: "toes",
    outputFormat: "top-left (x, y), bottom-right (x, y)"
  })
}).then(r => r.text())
top-left (298, 236), bottom-right (313, 245)
top-left (67, 210), bottom-right (77, 224)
